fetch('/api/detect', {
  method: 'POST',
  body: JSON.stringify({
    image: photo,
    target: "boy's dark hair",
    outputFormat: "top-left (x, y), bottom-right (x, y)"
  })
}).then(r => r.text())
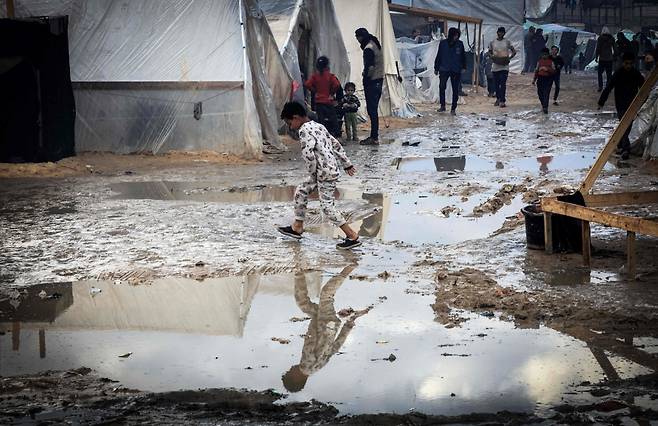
top-left (280, 101), bottom-right (306, 120)
top-left (344, 82), bottom-right (356, 91)
top-left (622, 52), bottom-right (636, 61)
top-left (497, 26), bottom-right (506, 34)
top-left (316, 56), bottom-right (329, 71)
top-left (551, 45), bottom-right (559, 51)
top-left (541, 47), bottom-right (550, 54)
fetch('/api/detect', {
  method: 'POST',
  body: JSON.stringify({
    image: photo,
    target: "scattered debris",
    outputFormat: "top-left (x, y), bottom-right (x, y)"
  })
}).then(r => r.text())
top-left (118, 352), bottom-right (133, 358)
top-left (289, 316), bottom-right (310, 323)
top-left (271, 337), bottom-right (290, 345)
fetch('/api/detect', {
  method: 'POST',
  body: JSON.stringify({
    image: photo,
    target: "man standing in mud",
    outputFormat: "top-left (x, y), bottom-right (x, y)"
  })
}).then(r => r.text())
top-left (489, 27), bottom-right (517, 108)
top-left (434, 27), bottom-right (467, 115)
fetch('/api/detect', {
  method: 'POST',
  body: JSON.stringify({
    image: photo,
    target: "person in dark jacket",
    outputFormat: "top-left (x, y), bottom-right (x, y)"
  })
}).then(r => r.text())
top-left (434, 27), bottom-right (466, 115)
top-left (530, 28), bottom-right (547, 69)
top-left (595, 27), bottom-right (617, 92)
top-left (355, 27), bottom-right (384, 146)
top-left (522, 26), bottom-right (536, 74)
top-left (550, 45), bottom-right (565, 105)
top-left (304, 56), bottom-right (341, 137)
top-left (598, 52), bottom-right (645, 160)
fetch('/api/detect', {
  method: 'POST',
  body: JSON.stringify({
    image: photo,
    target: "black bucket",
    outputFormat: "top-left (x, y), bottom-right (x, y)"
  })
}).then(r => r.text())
top-left (521, 204), bottom-right (545, 250)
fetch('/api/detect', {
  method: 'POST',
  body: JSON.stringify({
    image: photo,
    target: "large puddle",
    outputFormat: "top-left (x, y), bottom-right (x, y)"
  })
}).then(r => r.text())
top-left (394, 152), bottom-right (613, 174)
top-left (2, 275), bottom-right (655, 416)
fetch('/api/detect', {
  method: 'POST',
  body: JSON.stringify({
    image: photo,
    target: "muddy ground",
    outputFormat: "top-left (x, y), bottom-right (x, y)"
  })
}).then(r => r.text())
top-left (2, 73), bottom-right (658, 424)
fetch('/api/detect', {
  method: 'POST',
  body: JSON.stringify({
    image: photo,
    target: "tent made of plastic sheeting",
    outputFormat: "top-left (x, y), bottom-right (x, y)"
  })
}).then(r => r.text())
top-left (3, 0), bottom-right (292, 158)
top-left (333, 0), bottom-right (416, 118)
top-left (629, 86), bottom-right (658, 160)
top-left (397, 39), bottom-right (462, 104)
top-left (393, 0), bottom-right (525, 73)
top-left (261, 0), bottom-right (349, 105)
top-left (525, 0), bottom-right (555, 20)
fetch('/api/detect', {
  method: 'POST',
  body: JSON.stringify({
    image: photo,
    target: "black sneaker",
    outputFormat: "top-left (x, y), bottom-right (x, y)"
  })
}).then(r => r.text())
top-left (438, 106), bottom-right (446, 112)
top-left (621, 150), bottom-right (630, 160)
top-left (359, 137), bottom-right (379, 146)
top-left (494, 100), bottom-right (500, 106)
top-left (542, 108), bottom-right (548, 114)
top-left (277, 226), bottom-right (302, 240)
top-left (553, 101), bottom-right (559, 106)
top-left (336, 238), bottom-right (362, 250)
top-left (450, 109), bottom-right (456, 116)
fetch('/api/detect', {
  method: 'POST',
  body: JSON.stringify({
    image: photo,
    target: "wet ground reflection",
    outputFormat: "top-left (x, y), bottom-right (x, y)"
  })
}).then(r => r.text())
top-left (1, 271), bottom-right (654, 416)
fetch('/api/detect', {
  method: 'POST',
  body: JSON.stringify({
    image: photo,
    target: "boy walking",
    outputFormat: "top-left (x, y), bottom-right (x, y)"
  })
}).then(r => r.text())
top-left (533, 48), bottom-right (556, 114)
top-left (489, 27), bottom-right (517, 108)
top-left (434, 27), bottom-right (466, 115)
top-left (551, 45), bottom-right (565, 105)
top-left (340, 82), bottom-right (360, 141)
top-left (277, 102), bottom-right (361, 250)
top-left (598, 52), bottom-right (645, 160)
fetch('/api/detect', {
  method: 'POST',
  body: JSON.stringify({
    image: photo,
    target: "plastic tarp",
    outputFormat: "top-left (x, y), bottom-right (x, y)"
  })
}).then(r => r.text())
top-left (629, 86), bottom-right (658, 160)
top-left (3, 0), bottom-right (292, 158)
top-left (396, 39), bottom-right (461, 104)
top-left (333, 0), bottom-right (417, 118)
top-left (525, 0), bottom-right (555, 20)
top-left (393, 0), bottom-right (526, 73)
top-left (261, 0), bottom-right (349, 105)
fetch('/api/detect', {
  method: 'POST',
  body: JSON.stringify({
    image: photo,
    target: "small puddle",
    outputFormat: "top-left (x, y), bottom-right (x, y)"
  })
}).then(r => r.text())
top-left (310, 193), bottom-right (524, 245)
top-left (395, 152), bottom-right (612, 174)
top-left (110, 182), bottom-right (363, 203)
top-left (1, 275), bottom-right (654, 416)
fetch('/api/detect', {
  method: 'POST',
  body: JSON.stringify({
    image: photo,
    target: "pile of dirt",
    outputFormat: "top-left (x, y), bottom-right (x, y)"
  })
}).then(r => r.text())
top-left (472, 183), bottom-right (527, 216)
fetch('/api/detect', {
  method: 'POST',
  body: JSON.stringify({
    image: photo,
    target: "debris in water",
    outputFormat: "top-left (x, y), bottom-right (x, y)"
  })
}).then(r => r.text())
top-left (441, 353), bottom-right (471, 357)
top-left (377, 271), bottom-right (391, 280)
top-left (47, 293), bottom-right (63, 300)
top-left (338, 308), bottom-right (355, 317)
top-left (90, 287), bottom-right (102, 296)
top-left (195, 261), bottom-right (205, 267)
top-left (289, 316), bottom-right (310, 323)
top-left (386, 354), bottom-right (397, 362)
top-left (38, 290), bottom-right (47, 299)
top-left (376, 340), bottom-right (389, 344)
top-left (440, 206), bottom-right (461, 217)
top-left (118, 352), bottom-right (133, 358)
top-left (271, 337), bottom-right (290, 344)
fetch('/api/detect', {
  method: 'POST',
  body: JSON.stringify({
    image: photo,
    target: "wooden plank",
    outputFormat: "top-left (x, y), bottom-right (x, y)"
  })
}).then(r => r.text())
top-left (6, 0), bottom-right (15, 18)
top-left (582, 221), bottom-right (591, 267)
top-left (627, 231), bottom-right (636, 277)
top-left (544, 212), bottom-right (553, 254)
top-left (388, 3), bottom-right (483, 24)
top-left (541, 197), bottom-right (658, 237)
top-left (580, 66), bottom-right (658, 193)
top-left (72, 81), bottom-right (244, 91)
top-left (584, 190), bottom-right (658, 207)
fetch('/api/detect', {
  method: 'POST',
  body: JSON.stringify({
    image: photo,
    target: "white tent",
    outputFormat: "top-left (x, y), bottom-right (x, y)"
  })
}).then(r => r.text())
top-left (261, 0), bottom-right (349, 105)
top-left (394, 0), bottom-right (526, 73)
top-left (629, 86), bottom-right (658, 160)
top-left (333, 0), bottom-right (417, 118)
top-left (2, 0), bottom-right (292, 158)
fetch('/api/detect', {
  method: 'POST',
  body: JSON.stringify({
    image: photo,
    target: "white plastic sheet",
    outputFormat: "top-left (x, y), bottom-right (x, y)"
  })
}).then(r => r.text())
top-left (333, 0), bottom-right (417, 118)
top-left (4, 0), bottom-right (292, 157)
top-left (525, 0), bottom-right (555, 20)
top-left (261, 0), bottom-right (349, 104)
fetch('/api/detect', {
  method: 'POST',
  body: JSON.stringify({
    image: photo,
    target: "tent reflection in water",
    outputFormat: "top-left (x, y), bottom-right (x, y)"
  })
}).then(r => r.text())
top-left (2, 0), bottom-right (292, 158)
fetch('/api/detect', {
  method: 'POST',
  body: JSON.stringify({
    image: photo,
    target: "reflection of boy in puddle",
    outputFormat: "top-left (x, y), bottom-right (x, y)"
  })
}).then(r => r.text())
top-left (358, 193), bottom-right (384, 238)
top-left (282, 265), bottom-right (368, 392)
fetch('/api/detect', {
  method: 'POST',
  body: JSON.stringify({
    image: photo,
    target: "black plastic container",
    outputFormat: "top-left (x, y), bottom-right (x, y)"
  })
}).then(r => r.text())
top-left (522, 204), bottom-right (545, 250)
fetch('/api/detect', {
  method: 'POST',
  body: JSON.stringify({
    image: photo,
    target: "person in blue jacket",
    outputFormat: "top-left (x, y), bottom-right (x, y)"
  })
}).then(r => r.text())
top-left (434, 27), bottom-right (467, 115)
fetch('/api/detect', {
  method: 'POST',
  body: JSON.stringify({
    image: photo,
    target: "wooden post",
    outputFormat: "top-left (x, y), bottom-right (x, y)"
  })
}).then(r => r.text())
top-left (6, 0), bottom-right (15, 18)
top-left (544, 212), bottom-right (553, 254)
top-left (582, 220), bottom-right (591, 267)
top-left (580, 66), bottom-right (658, 193)
top-left (39, 329), bottom-right (46, 359)
top-left (627, 231), bottom-right (636, 278)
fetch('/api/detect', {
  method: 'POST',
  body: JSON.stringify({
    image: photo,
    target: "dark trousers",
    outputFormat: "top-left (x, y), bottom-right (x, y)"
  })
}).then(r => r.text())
top-left (618, 108), bottom-right (632, 151)
top-left (598, 60), bottom-right (613, 90)
top-left (553, 72), bottom-right (561, 100)
top-left (364, 78), bottom-right (383, 140)
top-left (316, 103), bottom-right (339, 137)
top-left (523, 50), bottom-right (533, 73)
top-left (487, 76), bottom-right (495, 95)
top-left (439, 71), bottom-right (460, 110)
top-left (536, 76), bottom-right (553, 110)
top-left (493, 70), bottom-right (509, 103)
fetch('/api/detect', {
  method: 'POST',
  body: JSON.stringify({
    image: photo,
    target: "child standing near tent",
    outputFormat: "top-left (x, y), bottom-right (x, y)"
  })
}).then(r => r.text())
top-left (550, 46), bottom-right (565, 105)
top-left (277, 101), bottom-right (361, 250)
top-left (305, 56), bottom-right (341, 138)
top-left (532, 48), bottom-right (556, 114)
top-left (340, 82), bottom-right (360, 142)
top-left (598, 52), bottom-right (645, 160)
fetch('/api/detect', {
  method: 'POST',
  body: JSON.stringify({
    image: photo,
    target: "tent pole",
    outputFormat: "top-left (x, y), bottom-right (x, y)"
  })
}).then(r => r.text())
top-left (6, 0), bottom-right (15, 17)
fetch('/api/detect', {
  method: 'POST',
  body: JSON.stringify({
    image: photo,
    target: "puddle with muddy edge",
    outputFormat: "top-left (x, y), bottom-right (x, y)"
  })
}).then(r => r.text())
top-left (1, 274), bottom-right (655, 416)
top-left (394, 152), bottom-right (613, 174)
